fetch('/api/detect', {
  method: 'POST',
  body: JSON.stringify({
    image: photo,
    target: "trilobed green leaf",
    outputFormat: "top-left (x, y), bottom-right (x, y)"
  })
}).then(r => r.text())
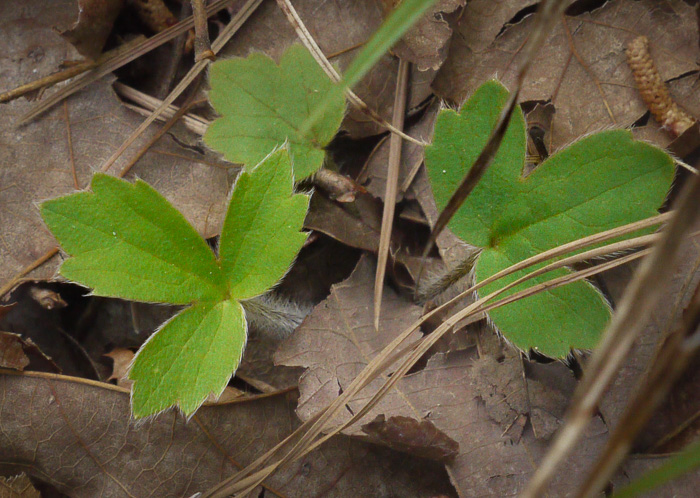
top-left (426, 81), bottom-right (674, 357)
top-left (129, 299), bottom-right (246, 418)
top-left (41, 149), bottom-right (309, 417)
top-left (220, 148), bottom-right (309, 299)
top-left (205, 44), bottom-right (345, 179)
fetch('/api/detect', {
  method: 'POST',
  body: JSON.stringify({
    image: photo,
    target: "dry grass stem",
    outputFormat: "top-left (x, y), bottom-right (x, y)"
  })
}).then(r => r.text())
top-left (99, 0), bottom-right (262, 176)
top-left (19, 0), bottom-right (237, 124)
top-left (115, 82), bottom-right (209, 135)
top-left (575, 261), bottom-right (700, 497)
top-left (374, 59), bottom-right (410, 330)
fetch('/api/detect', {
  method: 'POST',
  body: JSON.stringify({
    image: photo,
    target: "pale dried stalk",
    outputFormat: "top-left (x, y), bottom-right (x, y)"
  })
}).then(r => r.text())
top-left (190, 0), bottom-right (215, 62)
top-left (203, 213), bottom-right (666, 496)
top-left (521, 174), bottom-right (700, 497)
top-left (114, 82), bottom-right (209, 135)
top-left (576, 273), bottom-right (700, 497)
top-left (273, 0), bottom-right (426, 146)
top-left (374, 59), bottom-right (410, 329)
top-left (99, 0), bottom-right (263, 176)
top-left (627, 36), bottom-right (696, 137)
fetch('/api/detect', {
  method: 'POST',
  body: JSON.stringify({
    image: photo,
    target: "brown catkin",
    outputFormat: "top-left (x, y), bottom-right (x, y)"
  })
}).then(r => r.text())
top-left (626, 36), bottom-right (695, 137)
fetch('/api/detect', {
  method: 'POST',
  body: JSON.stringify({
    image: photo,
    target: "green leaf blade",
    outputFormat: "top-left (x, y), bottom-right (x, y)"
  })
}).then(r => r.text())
top-left (477, 246), bottom-right (610, 358)
top-left (425, 80), bottom-right (528, 247)
top-left (219, 148), bottom-right (309, 300)
top-left (128, 299), bottom-right (247, 418)
top-left (40, 174), bottom-right (226, 304)
top-left (205, 44), bottom-right (345, 179)
top-left (491, 129), bottom-right (675, 250)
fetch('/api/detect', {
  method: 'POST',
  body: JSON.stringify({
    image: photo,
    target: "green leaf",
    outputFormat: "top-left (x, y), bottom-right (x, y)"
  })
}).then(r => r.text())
top-left (129, 299), bottom-right (246, 418)
top-left (41, 174), bottom-right (226, 305)
top-left (41, 149), bottom-right (309, 418)
top-left (220, 148), bottom-right (309, 299)
top-left (204, 44), bottom-right (345, 179)
top-left (426, 81), bottom-right (674, 357)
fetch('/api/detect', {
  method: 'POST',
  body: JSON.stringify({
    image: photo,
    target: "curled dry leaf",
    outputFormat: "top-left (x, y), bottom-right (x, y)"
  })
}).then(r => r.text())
top-left (0, 332), bottom-right (60, 373)
top-left (0, 372), bottom-right (453, 497)
top-left (433, 0), bottom-right (700, 149)
top-left (0, 0), bottom-right (231, 294)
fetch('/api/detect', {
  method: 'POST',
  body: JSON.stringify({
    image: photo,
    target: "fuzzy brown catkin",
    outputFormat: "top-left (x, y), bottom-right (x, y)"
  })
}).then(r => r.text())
top-left (626, 36), bottom-right (695, 137)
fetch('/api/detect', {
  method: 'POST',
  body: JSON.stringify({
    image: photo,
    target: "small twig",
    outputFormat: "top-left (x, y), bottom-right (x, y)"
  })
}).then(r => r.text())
top-left (312, 169), bottom-right (366, 202)
top-left (0, 60), bottom-right (97, 104)
top-left (273, 0), bottom-right (426, 146)
top-left (374, 58), bottom-right (409, 330)
top-left (627, 35), bottom-right (696, 137)
top-left (191, 0), bottom-right (216, 62)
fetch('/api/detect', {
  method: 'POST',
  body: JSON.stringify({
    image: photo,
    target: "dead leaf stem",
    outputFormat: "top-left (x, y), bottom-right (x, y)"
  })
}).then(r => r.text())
top-left (374, 59), bottom-right (410, 330)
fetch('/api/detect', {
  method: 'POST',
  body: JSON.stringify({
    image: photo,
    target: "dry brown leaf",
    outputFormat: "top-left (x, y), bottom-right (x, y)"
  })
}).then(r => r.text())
top-left (361, 414), bottom-right (459, 462)
top-left (0, 0), bottom-right (232, 293)
top-left (104, 347), bottom-right (135, 387)
top-left (0, 473), bottom-right (40, 498)
top-left (217, 0), bottom-right (434, 137)
top-left (0, 372), bottom-right (453, 497)
top-left (389, 0), bottom-right (466, 71)
top-left (276, 255), bottom-right (612, 494)
top-left (433, 0), bottom-right (700, 150)
top-left (60, 0), bottom-right (125, 60)
top-left (0, 332), bottom-right (60, 373)
top-left (0, 333), bottom-right (30, 371)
